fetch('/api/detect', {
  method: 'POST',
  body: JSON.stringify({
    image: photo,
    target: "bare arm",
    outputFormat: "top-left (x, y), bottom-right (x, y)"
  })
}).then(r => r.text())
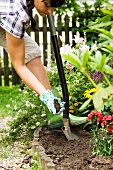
top-left (6, 31), bottom-right (46, 95)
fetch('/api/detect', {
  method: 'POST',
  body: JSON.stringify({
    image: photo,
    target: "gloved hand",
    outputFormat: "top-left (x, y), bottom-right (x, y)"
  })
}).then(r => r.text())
top-left (39, 90), bottom-right (65, 114)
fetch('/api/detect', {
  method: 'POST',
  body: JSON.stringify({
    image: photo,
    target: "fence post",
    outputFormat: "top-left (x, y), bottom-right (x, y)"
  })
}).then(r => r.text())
top-left (64, 14), bottom-right (70, 44)
top-left (34, 14), bottom-right (39, 45)
top-left (12, 66), bottom-right (20, 85)
top-left (43, 16), bottom-right (47, 66)
top-left (3, 49), bottom-right (9, 86)
top-left (0, 58), bottom-right (2, 86)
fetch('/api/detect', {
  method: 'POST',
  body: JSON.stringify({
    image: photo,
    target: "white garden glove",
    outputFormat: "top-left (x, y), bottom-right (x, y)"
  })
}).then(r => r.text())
top-left (39, 90), bottom-right (65, 114)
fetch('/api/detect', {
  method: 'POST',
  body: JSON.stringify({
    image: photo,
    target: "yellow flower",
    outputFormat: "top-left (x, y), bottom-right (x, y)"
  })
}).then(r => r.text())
top-left (84, 93), bottom-right (91, 98)
top-left (90, 88), bottom-right (98, 93)
top-left (84, 88), bottom-right (98, 98)
top-left (74, 102), bottom-right (78, 107)
top-left (69, 106), bottom-right (73, 109)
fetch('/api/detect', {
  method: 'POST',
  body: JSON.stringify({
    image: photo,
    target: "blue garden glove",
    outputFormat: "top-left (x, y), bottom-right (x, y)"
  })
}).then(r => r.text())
top-left (39, 90), bottom-right (65, 114)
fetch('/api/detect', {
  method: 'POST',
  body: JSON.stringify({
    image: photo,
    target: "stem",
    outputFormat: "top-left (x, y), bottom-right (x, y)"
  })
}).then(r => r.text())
top-left (101, 71), bottom-right (111, 86)
top-left (85, 71), bottom-right (98, 88)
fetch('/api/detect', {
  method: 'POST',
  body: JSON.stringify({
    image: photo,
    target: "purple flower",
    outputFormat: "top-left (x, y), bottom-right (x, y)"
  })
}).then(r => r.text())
top-left (89, 71), bottom-right (103, 83)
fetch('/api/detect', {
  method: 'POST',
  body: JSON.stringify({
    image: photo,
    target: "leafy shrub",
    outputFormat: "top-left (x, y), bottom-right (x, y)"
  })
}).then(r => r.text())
top-left (6, 86), bottom-right (48, 141)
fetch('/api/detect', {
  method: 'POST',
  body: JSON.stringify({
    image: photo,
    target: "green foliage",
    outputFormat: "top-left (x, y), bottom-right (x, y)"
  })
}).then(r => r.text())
top-left (0, 86), bottom-right (21, 118)
top-left (72, 0), bottom-right (107, 44)
top-left (6, 86), bottom-right (47, 141)
top-left (29, 152), bottom-right (40, 170)
top-left (61, 33), bottom-right (113, 113)
top-left (55, 0), bottom-right (79, 14)
top-left (48, 62), bottom-right (93, 116)
top-left (88, 2), bottom-right (113, 52)
top-left (55, 0), bottom-right (107, 45)
top-left (1, 62), bottom-right (94, 142)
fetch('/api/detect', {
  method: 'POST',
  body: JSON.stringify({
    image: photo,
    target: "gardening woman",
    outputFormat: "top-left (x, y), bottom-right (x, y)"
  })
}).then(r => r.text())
top-left (0, 0), bottom-right (65, 114)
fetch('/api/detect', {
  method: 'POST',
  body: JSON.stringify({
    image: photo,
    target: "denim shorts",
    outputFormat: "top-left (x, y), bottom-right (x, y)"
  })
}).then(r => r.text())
top-left (0, 26), bottom-right (41, 63)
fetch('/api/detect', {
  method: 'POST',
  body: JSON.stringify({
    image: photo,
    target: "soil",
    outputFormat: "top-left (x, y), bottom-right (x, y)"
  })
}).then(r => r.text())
top-left (39, 126), bottom-right (113, 170)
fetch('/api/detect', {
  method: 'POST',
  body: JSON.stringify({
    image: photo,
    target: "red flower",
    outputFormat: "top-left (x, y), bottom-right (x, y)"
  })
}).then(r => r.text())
top-left (88, 111), bottom-right (103, 122)
top-left (102, 115), bottom-right (113, 121)
top-left (108, 124), bottom-right (113, 134)
top-left (101, 121), bottom-right (106, 127)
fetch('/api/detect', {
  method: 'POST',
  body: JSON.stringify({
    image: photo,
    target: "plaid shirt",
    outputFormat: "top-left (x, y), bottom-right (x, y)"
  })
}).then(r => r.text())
top-left (0, 0), bottom-right (30, 38)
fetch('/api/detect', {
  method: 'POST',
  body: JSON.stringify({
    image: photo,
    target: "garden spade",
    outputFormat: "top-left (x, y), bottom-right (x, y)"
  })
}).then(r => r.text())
top-left (47, 13), bottom-right (79, 140)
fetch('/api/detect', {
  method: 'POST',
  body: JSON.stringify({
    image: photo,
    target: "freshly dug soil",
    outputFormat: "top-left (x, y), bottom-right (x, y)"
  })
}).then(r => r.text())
top-left (39, 127), bottom-right (113, 170)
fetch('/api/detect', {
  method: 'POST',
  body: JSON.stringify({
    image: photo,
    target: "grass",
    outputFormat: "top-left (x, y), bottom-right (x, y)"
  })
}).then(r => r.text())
top-left (0, 86), bottom-right (21, 118)
top-left (0, 85), bottom-right (25, 160)
top-left (0, 86), bottom-right (41, 169)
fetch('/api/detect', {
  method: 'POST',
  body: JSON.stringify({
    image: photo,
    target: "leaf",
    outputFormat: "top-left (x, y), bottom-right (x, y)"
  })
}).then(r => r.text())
top-left (92, 87), bottom-right (113, 111)
top-left (110, 26), bottom-right (113, 36)
top-left (103, 2), bottom-right (113, 11)
top-left (103, 65), bottom-right (113, 75)
top-left (92, 92), bottom-right (103, 111)
top-left (97, 28), bottom-right (113, 39)
top-left (98, 40), bottom-right (112, 48)
top-left (80, 49), bottom-right (90, 67)
top-left (79, 98), bottom-right (92, 111)
top-left (99, 54), bottom-right (106, 70)
top-left (105, 45), bottom-right (113, 52)
top-left (101, 9), bottom-right (113, 17)
top-left (106, 86), bottom-right (113, 95)
top-left (99, 33), bottom-right (112, 40)
top-left (95, 51), bottom-right (106, 70)
top-left (61, 53), bottom-right (81, 68)
top-left (89, 21), bottom-right (113, 29)
top-left (99, 88), bottom-right (110, 99)
top-left (51, 88), bottom-right (61, 97)
top-left (101, 47), bottom-right (113, 54)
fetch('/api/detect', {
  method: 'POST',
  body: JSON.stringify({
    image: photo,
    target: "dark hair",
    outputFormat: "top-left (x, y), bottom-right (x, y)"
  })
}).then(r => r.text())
top-left (44, 0), bottom-right (65, 7)
top-left (27, 0), bottom-right (65, 31)
top-left (26, 0), bottom-right (37, 31)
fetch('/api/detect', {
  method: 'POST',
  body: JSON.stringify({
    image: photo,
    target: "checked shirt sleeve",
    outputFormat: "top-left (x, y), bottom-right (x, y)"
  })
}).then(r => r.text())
top-left (0, 0), bottom-right (30, 39)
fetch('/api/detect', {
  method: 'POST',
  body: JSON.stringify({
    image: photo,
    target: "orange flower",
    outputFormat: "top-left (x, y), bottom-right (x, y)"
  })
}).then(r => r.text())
top-left (74, 102), bottom-right (78, 107)
top-left (69, 110), bottom-right (74, 113)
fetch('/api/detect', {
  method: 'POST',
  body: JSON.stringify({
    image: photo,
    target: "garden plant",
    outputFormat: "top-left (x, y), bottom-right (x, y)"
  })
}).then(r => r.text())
top-left (60, 2), bottom-right (113, 156)
top-left (1, 2), bottom-right (113, 170)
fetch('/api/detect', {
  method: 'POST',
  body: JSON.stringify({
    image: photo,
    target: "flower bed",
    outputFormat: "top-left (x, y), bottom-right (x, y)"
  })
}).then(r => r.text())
top-left (32, 127), bottom-right (113, 170)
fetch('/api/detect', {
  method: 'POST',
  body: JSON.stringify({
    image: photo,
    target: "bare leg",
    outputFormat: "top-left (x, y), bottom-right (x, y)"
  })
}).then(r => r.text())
top-left (26, 57), bottom-right (51, 90)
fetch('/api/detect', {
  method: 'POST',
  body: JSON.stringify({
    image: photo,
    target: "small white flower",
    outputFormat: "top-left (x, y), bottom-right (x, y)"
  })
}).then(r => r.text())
top-left (14, 105), bottom-right (17, 110)
top-left (6, 104), bottom-right (10, 108)
top-left (36, 122), bottom-right (40, 126)
top-left (80, 44), bottom-right (89, 52)
top-left (18, 109), bottom-right (22, 113)
top-left (41, 113), bottom-right (46, 117)
top-left (91, 43), bottom-right (97, 52)
top-left (24, 90), bottom-right (28, 94)
top-left (31, 104), bottom-right (35, 108)
top-left (25, 101), bottom-right (30, 107)
top-left (60, 44), bottom-right (73, 55)
top-left (73, 35), bottom-right (85, 44)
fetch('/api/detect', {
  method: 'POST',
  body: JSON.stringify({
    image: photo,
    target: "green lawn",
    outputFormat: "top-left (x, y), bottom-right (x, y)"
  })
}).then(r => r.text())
top-left (0, 86), bottom-right (21, 118)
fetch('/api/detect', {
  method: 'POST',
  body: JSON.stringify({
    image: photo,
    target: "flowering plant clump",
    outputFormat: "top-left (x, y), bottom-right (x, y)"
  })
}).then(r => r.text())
top-left (88, 111), bottom-right (113, 156)
top-left (60, 33), bottom-right (113, 155)
top-left (60, 34), bottom-right (113, 112)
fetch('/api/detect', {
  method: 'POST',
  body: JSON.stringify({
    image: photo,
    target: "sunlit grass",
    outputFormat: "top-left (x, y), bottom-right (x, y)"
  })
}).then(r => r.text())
top-left (0, 86), bottom-right (21, 118)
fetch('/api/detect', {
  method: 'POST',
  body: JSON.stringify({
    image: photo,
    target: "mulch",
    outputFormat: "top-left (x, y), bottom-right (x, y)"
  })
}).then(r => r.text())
top-left (39, 126), bottom-right (113, 170)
